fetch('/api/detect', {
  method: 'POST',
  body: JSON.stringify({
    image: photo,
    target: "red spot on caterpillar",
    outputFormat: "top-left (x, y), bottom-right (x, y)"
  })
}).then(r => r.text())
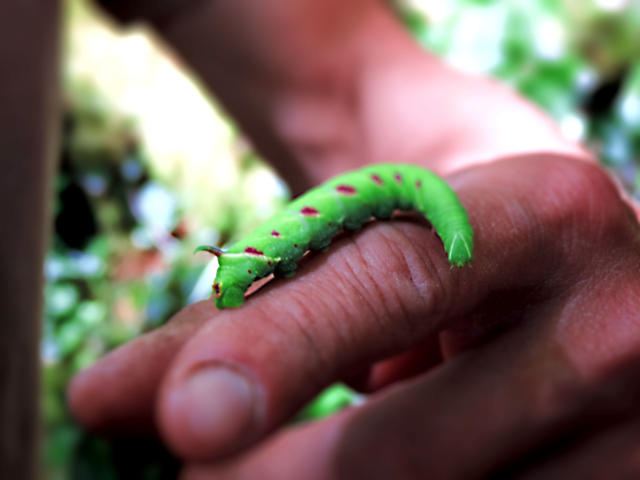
top-left (416, 180), bottom-right (422, 188)
top-left (336, 184), bottom-right (357, 195)
top-left (248, 270), bottom-right (252, 274)
top-left (394, 173), bottom-right (403, 183)
top-left (271, 230), bottom-right (281, 237)
top-left (267, 261), bottom-right (272, 265)
top-left (294, 244), bottom-right (298, 248)
top-left (300, 206), bottom-right (319, 216)
top-left (371, 174), bottom-right (383, 185)
top-left (244, 247), bottom-right (264, 255)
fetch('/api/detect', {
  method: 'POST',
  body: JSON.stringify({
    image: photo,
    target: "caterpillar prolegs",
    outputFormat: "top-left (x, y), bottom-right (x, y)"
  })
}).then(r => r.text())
top-left (197, 164), bottom-right (474, 309)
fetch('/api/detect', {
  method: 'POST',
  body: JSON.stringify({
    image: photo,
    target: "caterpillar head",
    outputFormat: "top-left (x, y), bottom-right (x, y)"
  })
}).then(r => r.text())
top-left (214, 252), bottom-right (275, 308)
top-left (195, 245), bottom-right (274, 309)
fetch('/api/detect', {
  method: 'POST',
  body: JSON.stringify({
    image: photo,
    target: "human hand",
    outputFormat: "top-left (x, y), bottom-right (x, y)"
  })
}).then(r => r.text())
top-left (69, 154), bottom-right (640, 479)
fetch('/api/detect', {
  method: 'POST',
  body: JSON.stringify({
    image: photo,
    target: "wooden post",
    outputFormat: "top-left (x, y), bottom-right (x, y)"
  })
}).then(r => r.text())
top-left (0, 1), bottom-right (61, 478)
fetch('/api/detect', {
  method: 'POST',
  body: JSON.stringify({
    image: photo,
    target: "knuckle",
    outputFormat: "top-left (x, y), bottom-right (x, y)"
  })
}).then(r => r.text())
top-left (519, 157), bottom-right (640, 270)
top-left (303, 237), bottom-right (395, 354)
top-left (376, 225), bottom-right (453, 320)
top-left (536, 158), bottom-right (629, 237)
top-left (326, 222), bottom-right (455, 340)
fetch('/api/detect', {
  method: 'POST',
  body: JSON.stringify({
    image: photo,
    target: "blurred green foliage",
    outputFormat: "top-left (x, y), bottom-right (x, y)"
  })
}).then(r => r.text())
top-left (44, 0), bottom-right (640, 478)
top-left (397, 0), bottom-right (640, 190)
top-left (44, 80), bottom-right (192, 479)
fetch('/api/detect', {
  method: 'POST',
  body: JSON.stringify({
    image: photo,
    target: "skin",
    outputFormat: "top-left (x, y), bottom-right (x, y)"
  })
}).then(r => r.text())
top-left (211, 164), bottom-right (473, 309)
top-left (68, 1), bottom-right (640, 478)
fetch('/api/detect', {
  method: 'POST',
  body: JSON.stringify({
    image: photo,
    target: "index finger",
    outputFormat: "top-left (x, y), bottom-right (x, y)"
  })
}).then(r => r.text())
top-left (158, 155), bottom-right (630, 459)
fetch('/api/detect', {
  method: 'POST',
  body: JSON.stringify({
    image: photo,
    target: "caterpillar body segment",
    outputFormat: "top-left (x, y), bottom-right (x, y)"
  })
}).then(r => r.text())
top-left (203, 164), bottom-right (474, 309)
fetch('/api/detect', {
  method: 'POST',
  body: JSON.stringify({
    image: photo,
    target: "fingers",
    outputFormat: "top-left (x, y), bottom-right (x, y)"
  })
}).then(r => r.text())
top-left (179, 303), bottom-right (640, 480)
top-left (157, 219), bottom-right (460, 458)
top-left (67, 300), bottom-right (219, 434)
top-left (158, 155), bottom-right (636, 459)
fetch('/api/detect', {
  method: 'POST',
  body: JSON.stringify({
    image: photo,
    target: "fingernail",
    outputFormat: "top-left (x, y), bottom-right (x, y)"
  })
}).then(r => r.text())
top-left (167, 366), bottom-right (256, 454)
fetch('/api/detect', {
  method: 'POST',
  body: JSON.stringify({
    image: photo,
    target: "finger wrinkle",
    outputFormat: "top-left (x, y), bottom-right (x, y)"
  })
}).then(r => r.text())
top-left (265, 289), bottom-right (336, 387)
top-left (389, 224), bottom-right (452, 317)
top-left (328, 225), bottom-right (440, 353)
top-left (338, 235), bottom-right (395, 342)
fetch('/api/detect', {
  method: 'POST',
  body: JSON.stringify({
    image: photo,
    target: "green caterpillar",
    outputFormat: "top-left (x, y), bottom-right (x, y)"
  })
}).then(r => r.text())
top-left (197, 164), bottom-right (473, 309)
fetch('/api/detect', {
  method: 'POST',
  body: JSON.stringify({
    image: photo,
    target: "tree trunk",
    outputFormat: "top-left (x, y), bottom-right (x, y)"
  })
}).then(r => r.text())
top-left (0, 1), bottom-right (60, 478)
